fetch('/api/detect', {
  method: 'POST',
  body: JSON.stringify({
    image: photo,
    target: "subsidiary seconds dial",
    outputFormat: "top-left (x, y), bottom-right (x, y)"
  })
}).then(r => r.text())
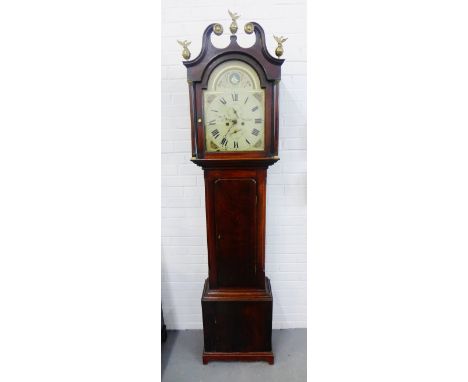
top-left (204, 91), bottom-right (264, 152)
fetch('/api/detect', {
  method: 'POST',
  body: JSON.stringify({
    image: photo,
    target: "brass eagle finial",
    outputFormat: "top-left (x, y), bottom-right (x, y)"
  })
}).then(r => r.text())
top-left (228, 10), bottom-right (240, 34)
top-left (177, 40), bottom-right (191, 60)
top-left (273, 35), bottom-right (288, 57)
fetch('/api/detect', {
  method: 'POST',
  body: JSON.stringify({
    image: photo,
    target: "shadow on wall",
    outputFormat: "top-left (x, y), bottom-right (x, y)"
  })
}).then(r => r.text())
top-left (161, 247), bottom-right (175, 330)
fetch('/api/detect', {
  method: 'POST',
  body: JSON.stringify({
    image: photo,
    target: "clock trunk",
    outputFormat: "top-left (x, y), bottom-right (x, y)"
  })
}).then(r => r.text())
top-left (204, 169), bottom-right (267, 289)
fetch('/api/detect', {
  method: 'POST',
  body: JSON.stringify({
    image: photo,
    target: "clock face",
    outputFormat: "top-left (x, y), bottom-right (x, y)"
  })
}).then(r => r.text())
top-left (203, 60), bottom-right (265, 152)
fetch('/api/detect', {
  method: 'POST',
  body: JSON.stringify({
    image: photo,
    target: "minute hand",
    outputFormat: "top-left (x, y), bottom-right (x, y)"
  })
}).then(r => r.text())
top-left (233, 108), bottom-right (252, 121)
top-left (222, 120), bottom-right (237, 140)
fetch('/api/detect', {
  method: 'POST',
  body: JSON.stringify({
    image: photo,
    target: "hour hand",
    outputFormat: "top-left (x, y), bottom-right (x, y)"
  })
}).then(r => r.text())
top-left (224, 115), bottom-right (237, 125)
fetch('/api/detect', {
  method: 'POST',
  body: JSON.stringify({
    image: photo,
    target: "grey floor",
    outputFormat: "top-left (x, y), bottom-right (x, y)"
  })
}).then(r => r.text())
top-left (162, 329), bottom-right (306, 382)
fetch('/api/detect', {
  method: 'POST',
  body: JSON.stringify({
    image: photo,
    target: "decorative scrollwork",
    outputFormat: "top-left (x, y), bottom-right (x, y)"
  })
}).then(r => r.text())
top-left (177, 40), bottom-right (191, 60)
top-left (273, 35), bottom-right (287, 58)
top-left (228, 10), bottom-right (240, 35)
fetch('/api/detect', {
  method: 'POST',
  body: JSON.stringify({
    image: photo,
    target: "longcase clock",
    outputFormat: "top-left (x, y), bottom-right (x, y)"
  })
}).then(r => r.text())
top-left (178, 11), bottom-right (286, 365)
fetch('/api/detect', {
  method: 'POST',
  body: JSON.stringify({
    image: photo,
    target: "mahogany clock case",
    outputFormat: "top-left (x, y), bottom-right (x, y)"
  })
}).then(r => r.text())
top-left (181, 20), bottom-right (284, 365)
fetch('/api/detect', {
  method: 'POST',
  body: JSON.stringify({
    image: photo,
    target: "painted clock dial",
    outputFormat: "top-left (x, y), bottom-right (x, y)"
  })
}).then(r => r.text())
top-left (203, 60), bottom-right (265, 152)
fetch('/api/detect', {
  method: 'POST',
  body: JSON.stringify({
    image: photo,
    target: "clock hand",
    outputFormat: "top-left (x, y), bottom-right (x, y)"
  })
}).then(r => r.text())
top-left (224, 117), bottom-right (238, 124)
top-left (222, 119), bottom-right (237, 140)
top-left (223, 114), bottom-right (237, 124)
top-left (233, 108), bottom-right (254, 122)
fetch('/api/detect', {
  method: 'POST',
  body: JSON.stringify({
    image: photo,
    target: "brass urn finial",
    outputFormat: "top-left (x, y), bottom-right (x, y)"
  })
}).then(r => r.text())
top-left (228, 10), bottom-right (240, 34)
top-left (177, 40), bottom-right (191, 60)
top-left (273, 35), bottom-right (287, 58)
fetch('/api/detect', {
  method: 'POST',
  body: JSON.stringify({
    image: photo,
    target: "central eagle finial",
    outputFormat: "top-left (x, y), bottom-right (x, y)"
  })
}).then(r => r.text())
top-left (228, 10), bottom-right (240, 35)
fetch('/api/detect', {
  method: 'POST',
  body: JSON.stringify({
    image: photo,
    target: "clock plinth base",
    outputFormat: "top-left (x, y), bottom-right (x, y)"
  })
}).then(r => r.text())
top-left (203, 351), bottom-right (274, 365)
top-left (201, 277), bottom-right (274, 365)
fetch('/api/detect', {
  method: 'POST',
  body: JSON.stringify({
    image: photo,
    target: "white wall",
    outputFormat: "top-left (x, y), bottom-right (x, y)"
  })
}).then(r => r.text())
top-left (162, 0), bottom-right (306, 329)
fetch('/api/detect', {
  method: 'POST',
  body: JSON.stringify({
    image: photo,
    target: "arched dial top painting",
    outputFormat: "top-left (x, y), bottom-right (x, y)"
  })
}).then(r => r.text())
top-left (203, 60), bottom-right (265, 152)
